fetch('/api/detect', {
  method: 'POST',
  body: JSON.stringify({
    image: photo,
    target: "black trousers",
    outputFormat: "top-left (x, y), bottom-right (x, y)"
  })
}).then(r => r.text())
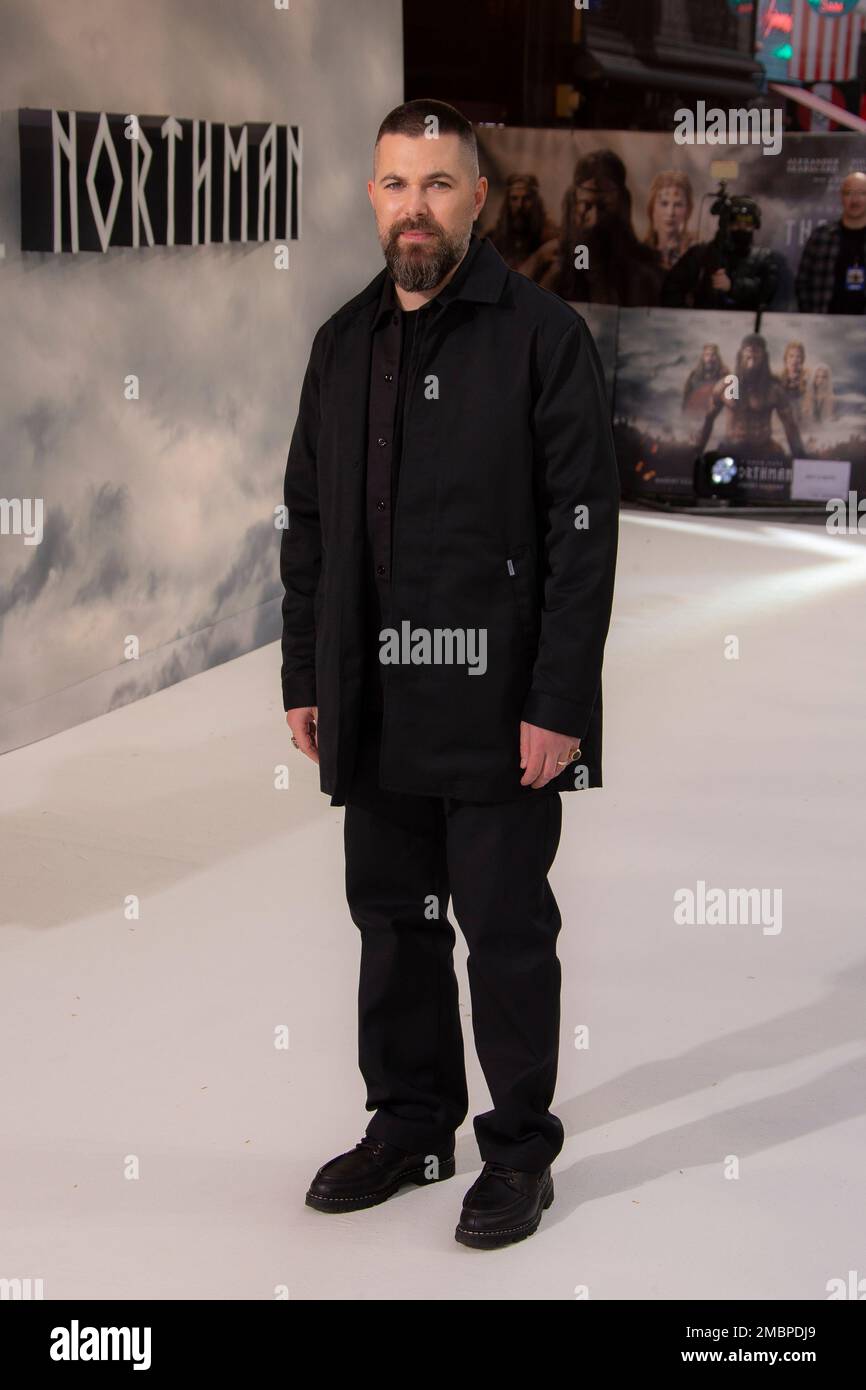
top-left (342, 656), bottom-right (565, 1172)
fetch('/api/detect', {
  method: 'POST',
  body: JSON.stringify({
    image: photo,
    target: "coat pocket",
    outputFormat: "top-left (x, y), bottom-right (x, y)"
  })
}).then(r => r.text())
top-left (504, 544), bottom-right (540, 650)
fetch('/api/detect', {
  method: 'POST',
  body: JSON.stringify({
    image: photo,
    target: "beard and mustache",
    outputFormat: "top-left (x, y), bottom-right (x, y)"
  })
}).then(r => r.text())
top-left (380, 217), bottom-right (471, 292)
top-left (740, 360), bottom-right (771, 392)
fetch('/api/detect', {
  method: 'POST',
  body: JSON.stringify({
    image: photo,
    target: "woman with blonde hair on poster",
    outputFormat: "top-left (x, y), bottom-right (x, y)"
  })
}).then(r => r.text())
top-left (644, 170), bottom-right (695, 272)
top-left (809, 364), bottom-right (836, 426)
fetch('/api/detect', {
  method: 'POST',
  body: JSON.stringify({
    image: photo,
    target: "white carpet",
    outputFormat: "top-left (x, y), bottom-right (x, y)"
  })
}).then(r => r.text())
top-left (1, 508), bottom-right (864, 1299)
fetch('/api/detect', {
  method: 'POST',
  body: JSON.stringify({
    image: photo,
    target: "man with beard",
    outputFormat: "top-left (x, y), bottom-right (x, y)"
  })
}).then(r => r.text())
top-left (526, 149), bottom-right (662, 305)
top-left (484, 172), bottom-right (559, 272)
top-left (695, 334), bottom-right (805, 459)
top-left (796, 172), bottom-right (866, 314)
top-left (662, 197), bottom-right (780, 311)
top-left (280, 100), bottom-right (619, 1249)
top-left (682, 343), bottom-right (728, 417)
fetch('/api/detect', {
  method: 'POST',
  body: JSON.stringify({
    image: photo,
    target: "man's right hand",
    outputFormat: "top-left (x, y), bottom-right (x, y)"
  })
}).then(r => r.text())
top-left (286, 706), bottom-right (319, 764)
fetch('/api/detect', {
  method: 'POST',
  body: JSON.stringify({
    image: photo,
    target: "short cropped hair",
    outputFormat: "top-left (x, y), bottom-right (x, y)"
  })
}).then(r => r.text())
top-left (374, 99), bottom-right (479, 179)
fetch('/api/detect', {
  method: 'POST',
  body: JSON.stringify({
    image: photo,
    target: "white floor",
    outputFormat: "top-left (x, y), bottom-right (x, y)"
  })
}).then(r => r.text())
top-left (2, 509), bottom-right (865, 1301)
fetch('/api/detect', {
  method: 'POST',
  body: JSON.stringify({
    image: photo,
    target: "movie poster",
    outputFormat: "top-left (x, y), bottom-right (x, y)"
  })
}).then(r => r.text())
top-left (476, 127), bottom-right (865, 311)
top-left (568, 302), bottom-right (619, 406)
top-left (612, 307), bottom-right (866, 501)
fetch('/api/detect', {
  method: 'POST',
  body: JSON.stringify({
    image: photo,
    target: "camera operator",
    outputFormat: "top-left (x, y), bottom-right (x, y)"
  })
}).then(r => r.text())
top-left (661, 193), bottom-right (780, 311)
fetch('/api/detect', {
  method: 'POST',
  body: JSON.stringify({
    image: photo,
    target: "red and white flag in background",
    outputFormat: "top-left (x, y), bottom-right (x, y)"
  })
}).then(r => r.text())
top-left (788, 0), bottom-right (866, 82)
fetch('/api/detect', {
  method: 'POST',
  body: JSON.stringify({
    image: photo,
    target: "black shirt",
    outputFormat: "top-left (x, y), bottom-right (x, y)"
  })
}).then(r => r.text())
top-left (361, 293), bottom-right (435, 713)
top-left (361, 235), bottom-right (485, 715)
top-left (829, 224), bottom-right (866, 314)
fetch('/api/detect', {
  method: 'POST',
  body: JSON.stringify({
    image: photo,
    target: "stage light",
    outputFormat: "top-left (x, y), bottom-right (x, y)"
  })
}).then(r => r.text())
top-left (695, 451), bottom-right (741, 501)
top-left (711, 456), bottom-right (738, 486)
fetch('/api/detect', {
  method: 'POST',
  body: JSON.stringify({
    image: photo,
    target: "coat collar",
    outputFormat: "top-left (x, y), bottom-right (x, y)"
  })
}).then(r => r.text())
top-left (328, 232), bottom-right (509, 482)
top-left (365, 231), bottom-right (508, 332)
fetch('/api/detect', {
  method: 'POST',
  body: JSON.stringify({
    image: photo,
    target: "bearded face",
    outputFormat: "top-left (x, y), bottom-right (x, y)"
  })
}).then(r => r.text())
top-left (370, 131), bottom-right (480, 294)
top-left (507, 183), bottom-right (537, 231)
top-left (701, 346), bottom-right (720, 376)
top-left (739, 343), bottom-right (768, 388)
top-left (573, 178), bottom-right (622, 232)
top-left (380, 214), bottom-right (471, 293)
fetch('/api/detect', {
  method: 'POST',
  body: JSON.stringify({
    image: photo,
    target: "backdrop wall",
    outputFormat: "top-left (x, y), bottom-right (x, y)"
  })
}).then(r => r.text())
top-left (0, 0), bottom-right (402, 753)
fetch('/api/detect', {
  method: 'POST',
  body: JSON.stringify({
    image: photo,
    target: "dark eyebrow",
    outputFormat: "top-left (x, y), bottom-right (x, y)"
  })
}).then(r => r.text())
top-left (378, 170), bottom-right (456, 184)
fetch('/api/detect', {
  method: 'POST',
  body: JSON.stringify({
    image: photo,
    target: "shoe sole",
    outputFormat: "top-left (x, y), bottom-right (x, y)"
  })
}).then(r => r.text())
top-left (305, 1155), bottom-right (456, 1213)
top-left (454, 1177), bottom-right (554, 1249)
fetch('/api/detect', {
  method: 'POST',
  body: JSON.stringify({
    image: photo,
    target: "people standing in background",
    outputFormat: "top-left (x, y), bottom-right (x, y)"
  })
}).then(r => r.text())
top-left (662, 196), bottom-right (780, 312)
top-left (795, 172), bottom-right (866, 314)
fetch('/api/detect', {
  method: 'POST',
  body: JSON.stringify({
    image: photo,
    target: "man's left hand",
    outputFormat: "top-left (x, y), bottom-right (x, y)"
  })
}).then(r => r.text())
top-left (519, 721), bottom-right (581, 789)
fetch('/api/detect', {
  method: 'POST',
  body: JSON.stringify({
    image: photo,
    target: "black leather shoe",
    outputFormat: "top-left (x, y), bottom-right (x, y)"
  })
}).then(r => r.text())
top-left (455, 1162), bottom-right (554, 1248)
top-left (305, 1135), bottom-right (456, 1212)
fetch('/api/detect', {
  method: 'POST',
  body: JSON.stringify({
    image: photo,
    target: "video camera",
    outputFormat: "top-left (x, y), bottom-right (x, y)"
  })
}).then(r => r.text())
top-left (707, 159), bottom-right (762, 260)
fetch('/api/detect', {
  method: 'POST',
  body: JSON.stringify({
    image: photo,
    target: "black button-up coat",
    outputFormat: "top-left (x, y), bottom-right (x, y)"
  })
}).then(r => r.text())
top-left (280, 232), bottom-right (620, 807)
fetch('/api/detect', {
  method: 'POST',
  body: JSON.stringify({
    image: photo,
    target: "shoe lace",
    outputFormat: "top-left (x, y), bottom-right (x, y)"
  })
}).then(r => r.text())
top-left (357, 1136), bottom-right (389, 1163)
top-left (483, 1161), bottom-right (518, 1179)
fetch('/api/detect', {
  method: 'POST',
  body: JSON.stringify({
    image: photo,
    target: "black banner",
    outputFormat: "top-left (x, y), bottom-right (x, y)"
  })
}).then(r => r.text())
top-left (4, 1298), bottom-right (861, 1369)
top-left (18, 108), bottom-right (301, 253)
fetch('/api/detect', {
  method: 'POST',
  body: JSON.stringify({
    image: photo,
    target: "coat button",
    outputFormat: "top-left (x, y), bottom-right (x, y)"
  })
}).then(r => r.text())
top-left (377, 437), bottom-right (387, 447)
top-left (376, 564), bottom-right (386, 577)
top-left (384, 372), bottom-right (393, 383)
top-left (376, 498), bottom-right (386, 510)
